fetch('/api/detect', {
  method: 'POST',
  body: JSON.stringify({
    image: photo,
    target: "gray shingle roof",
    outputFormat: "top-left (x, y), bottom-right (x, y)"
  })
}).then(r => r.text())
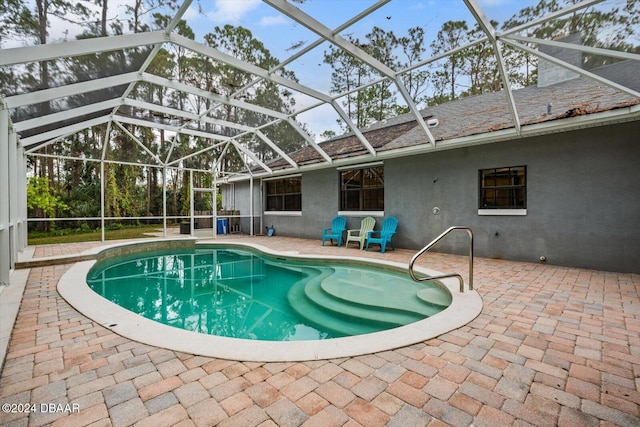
top-left (265, 60), bottom-right (639, 171)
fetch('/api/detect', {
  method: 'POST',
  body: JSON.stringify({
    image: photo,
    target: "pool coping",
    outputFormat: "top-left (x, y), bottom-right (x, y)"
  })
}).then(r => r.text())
top-left (57, 239), bottom-right (483, 362)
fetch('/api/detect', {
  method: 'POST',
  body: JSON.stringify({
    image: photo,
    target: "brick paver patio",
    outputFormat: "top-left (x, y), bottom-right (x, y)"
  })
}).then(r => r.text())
top-left (1, 234), bottom-right (638, 426)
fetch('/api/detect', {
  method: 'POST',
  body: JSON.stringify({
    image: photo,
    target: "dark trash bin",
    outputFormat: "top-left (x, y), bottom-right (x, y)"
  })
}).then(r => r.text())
top-left (217, 218), bottom-right (228, 234)
top-left (179, 222), bottom-right (190, 234)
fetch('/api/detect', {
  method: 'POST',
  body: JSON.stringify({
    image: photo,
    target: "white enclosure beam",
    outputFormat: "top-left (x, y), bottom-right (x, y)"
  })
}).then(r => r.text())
top-left (100, 157), bottom-right (105, 241)
top-left (17, 143), bottom-right (28, 249)
top-left (0, 103), bottom-right (10, 286)
top-left (173, 32), bottom-right (378, 159)
top-left (124, 98), bottom-right (203, 124)
top-left (499, 0), bottom-right (605, 38)
top-left (500, 39), bottom-right (640, 99)
top-left (231, 141), bottom-right (272, 174)
top-left (263, 0), bottom-right (391, 76)
top-left (141, 73), bottom-right (290, 120)
top-left (212, 142), bottom-right (232, 175)
top-left (170, 34), bottom-right (334, 104)
top-left (112, 120), bottom-right (164, 165)
top-left (164, 134), bottom-right (178, 165)
top-left (13, 99), bottom-right (122, 132)
top-left (29, 151), bottom-right (212, 173)
top-left (331, 101), bottom-right (377, 156)
top-left (8, 118), bottom-right (18, 265)
top-left (113, 0), bottom-right (192, 117)
top-left (25, 130), bottom-right (82, 154)
top-left (254, 130), bottom-right (298, 170)
top-left (465, 0), bottom-right (521, 133)
top-left (395, 82), bottom-right (436, 145)
top-left (465, 0), bottom-right (496, 41)
top-left (101, 121), bottom-right (112, 162)
top-left (113, 115), bottom-right (232, 142)
top-left (503, 34), bottom-right (640, 62)
top-left (492, 44), bottom-right (521, 133)
top-left (20, 116), bottom-right (111, 147)
top-left (137, 0), bottom-right (192, 72)
top-left (189, 170), bottom-right (194, 236)
top-left (166, 139), bottom-right (229, 167)
top-left (263, 116), bottom-right (331, 164)
top-left (250, 177), bottom-right (254, 236)
top-left (286, 118), bottom-right (333, 164)
top-left (3, 72), bottom-right (139, 109)
top-left (0, 31), bottom-right (168, 66)
top-left (264, 0), bottom-right (396, 79)
top-left (123, 98), bottom-right (256, 134)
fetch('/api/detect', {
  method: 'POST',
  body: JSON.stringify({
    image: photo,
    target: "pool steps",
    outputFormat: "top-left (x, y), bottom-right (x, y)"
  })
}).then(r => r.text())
top-left (416, 288), bottom-right (453, 306)
top-left (288, 280), bottom-right (384, 336)
top-left (307, 277), bottom-right (425, 325)
top-left (287, 268), bottom-right (451, 337)
top-left (320, 272), bottom-right (448, 315)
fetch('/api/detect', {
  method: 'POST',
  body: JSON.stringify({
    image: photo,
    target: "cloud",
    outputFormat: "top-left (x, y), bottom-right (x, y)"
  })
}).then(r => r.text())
top-left (207, 0), bottom-right (261, 23)
top-left (260, 15), bottom-right (288, 27)
top-left (477, 0), bottom-right (513, 7)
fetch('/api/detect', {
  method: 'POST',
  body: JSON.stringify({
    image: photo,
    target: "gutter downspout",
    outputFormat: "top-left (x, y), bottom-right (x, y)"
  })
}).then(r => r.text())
top-left (249, 176), bottom-right (254, 236)
top-left (213, 172), bottom-right (217, 239)
top-left (259, 178), bottom-right (264, 236)
top-left (189, 170), bottom-right (194, 237)
top-left (162, 166), bottom-right (167, 237)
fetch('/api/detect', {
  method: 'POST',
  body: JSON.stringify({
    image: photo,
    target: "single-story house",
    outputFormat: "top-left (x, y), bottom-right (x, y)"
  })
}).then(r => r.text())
top-left (222, 59), bottom-right (640, 273)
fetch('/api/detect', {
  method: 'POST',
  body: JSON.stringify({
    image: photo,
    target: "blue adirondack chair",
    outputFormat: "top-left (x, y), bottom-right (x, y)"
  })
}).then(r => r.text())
top-left (322, 216), bottom-right (347, 247)
top-left (366, 217), bottom-right (398, 253)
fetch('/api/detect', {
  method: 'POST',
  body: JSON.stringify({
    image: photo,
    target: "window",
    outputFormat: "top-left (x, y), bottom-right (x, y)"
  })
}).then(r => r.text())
top-left (265, 176), bottom-right (301, 211)
top-left (479, 166), bottom-right (526, 210)
top-left (340, 165), bottom-right (384, 211)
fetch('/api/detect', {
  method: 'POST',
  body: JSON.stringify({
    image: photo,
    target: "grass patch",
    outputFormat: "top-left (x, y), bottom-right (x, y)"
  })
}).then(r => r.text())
top-left (28, 225), bottom-right (174, 245)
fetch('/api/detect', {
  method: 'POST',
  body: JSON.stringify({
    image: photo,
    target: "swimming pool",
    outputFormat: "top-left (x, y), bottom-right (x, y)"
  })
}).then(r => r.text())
top-left (58, 239), bottom-right (483, 361)
top-left (85, 245), bottom-right (452, 341)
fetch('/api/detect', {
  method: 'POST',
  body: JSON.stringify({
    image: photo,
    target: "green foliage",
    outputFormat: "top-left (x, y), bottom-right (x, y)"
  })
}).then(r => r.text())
top-left (27, 176), bottom-right (68, 218)
top-left (0, 0), bottom-right (36, 43)
top-left (180, 172), bottom-right (191, 217)
top-left (431, 20), bottom-right (469, 101)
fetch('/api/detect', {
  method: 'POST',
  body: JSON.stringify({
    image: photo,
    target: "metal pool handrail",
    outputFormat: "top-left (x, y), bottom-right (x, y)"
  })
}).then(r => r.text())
top-left (408, 226), bottom-right (474, 292)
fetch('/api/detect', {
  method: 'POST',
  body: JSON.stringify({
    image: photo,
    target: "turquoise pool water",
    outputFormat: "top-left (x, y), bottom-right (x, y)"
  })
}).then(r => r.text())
top-left (86, 245), bottom-right (451, 341)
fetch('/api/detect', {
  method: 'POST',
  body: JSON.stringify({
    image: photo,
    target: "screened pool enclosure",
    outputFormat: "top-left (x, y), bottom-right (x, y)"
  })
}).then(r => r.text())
top-left (1, 0), bottom-right (639, 286)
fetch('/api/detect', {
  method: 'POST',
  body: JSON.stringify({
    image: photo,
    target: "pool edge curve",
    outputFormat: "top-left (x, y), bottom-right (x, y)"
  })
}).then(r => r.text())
top-left (58, 240), bottom-right (483, 362)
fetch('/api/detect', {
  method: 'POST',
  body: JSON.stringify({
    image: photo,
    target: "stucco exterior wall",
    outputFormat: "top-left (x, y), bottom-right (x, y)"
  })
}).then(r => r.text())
top-left (223, 121), bottom-right (639, 273)
top-left (388, 121), bottom-right (639, 273)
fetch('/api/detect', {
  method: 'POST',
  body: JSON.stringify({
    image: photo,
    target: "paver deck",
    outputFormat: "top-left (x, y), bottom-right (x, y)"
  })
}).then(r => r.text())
top-left (1, 234), bottom-right (639, 426)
